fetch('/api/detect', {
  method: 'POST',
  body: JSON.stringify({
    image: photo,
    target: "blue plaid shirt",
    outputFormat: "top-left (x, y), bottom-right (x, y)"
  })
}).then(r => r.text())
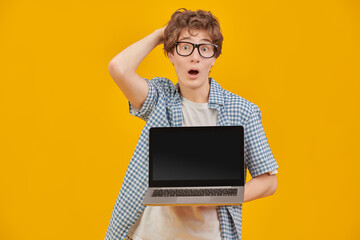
top-left (105, 77), bottom-right (279, 240)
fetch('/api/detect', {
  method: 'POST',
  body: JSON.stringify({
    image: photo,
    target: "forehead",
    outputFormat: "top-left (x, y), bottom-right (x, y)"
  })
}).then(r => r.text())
top-left (178, 28), bottom-right (212, 43)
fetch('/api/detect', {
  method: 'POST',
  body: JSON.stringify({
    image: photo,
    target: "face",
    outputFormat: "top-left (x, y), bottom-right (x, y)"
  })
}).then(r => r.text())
top-left (168, 28), bottom-right (216, 93)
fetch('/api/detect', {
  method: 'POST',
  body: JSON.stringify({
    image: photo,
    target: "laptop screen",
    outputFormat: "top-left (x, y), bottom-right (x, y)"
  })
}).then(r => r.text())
top-left (149, 126), bottom-right (244, 187)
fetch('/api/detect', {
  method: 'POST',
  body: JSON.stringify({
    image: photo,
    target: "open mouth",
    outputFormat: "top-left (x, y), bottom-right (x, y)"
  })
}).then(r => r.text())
top-left (188, 69), bottom-right (199, 75)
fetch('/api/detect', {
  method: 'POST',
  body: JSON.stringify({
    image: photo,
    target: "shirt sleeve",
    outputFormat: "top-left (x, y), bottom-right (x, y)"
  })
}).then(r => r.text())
top-left (244, 104), bottom-right (279, 178)
top-left (128, 78), bottom-right (158, 122)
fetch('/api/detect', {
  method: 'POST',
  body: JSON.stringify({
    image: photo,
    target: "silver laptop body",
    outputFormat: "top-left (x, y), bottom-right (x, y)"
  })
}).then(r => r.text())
top-left (143, 126), bottom-right (245, 206)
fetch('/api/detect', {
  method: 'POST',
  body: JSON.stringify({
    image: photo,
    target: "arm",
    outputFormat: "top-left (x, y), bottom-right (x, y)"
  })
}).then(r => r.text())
top-left (108, 27), bottom-right (166, 109)
top-left (243, 173), bottom-right (277, 203)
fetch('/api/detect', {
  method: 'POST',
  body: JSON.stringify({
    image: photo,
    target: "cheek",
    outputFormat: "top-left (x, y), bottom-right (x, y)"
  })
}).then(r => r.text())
top-left (205, 62), bottom-right (214, 71)
top-left (174, 60), bottom-right (186, 72)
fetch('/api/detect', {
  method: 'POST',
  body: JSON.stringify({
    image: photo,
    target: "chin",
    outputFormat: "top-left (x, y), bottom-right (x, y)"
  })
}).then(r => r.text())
top-left (180, 77), bottom-right (209, 89)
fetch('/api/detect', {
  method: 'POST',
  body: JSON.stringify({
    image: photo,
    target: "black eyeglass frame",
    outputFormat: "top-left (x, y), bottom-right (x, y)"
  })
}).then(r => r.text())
top-left (174, 41), bottom-right (218, 58)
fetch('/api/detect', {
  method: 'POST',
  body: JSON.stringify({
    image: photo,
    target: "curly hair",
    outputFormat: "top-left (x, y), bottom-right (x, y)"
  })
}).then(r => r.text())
top-left (164, 8), bottom-right (223, 58)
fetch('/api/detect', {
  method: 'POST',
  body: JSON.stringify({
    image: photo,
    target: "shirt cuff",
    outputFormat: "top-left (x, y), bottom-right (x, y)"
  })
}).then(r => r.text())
top-left (268, 169), bottom-right (278, 175)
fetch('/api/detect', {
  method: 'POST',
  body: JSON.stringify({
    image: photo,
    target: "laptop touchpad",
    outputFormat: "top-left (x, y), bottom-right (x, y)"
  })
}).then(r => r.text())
top-left (176, 197), bottom-right (211, 203)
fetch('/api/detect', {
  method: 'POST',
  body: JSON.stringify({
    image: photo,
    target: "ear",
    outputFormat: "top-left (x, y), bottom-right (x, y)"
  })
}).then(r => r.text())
top-left (168, 52), bottom-right (174, 65)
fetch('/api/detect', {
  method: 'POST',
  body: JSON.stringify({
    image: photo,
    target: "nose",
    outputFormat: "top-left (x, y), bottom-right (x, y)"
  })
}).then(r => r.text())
top-left (190, 47), bottom-right (201, 62)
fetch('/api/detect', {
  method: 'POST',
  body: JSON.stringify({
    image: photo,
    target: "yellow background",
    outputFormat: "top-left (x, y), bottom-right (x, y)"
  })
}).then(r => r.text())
top-left (1, 0), bottom-right (359, 239)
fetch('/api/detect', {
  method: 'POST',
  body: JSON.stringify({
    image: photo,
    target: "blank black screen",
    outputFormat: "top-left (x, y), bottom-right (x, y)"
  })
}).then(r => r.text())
top-left (149, 126), bottom-right (244, 185)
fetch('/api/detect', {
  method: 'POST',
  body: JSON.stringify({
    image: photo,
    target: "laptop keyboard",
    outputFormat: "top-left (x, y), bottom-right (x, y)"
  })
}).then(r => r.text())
top-left (152, 188), bottom-right (238, 197)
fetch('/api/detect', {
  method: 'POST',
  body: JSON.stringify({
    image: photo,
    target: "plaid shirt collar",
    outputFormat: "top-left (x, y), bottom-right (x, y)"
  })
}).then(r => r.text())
top-left (170, 77), bottom-right (229, 127)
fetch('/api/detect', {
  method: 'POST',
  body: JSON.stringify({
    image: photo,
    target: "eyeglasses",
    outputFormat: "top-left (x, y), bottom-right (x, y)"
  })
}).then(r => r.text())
top-left (174, 41), bottom-right (218, 58)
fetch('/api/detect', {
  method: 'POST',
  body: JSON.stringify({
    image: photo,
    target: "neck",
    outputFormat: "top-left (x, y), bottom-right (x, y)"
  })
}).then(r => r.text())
top-left (178, 79), bottom-right (211, 103)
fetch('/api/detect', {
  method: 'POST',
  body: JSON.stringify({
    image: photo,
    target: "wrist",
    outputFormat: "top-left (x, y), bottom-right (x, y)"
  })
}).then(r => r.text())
top-left (153, 28), bottom-right (165, 45)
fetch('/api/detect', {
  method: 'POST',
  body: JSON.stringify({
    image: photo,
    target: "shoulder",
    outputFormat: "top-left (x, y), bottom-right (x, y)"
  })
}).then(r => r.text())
top-left (148, 77), bottom-right (177, 96)
top-left (222, 88), bottom-right (262, 122)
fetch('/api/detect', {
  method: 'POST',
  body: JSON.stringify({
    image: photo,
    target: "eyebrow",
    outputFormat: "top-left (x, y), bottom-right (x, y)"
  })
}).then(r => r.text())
top-left (178, 36), bottom-right (212, 43)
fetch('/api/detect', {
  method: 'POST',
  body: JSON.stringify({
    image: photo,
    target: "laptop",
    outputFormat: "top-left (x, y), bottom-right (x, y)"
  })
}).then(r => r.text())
top-left (142, 126), bottom-right (245, 206)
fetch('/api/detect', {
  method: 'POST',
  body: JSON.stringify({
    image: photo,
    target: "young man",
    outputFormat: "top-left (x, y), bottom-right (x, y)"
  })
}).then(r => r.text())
top-left (106, 9), bottom-right (278, 240)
